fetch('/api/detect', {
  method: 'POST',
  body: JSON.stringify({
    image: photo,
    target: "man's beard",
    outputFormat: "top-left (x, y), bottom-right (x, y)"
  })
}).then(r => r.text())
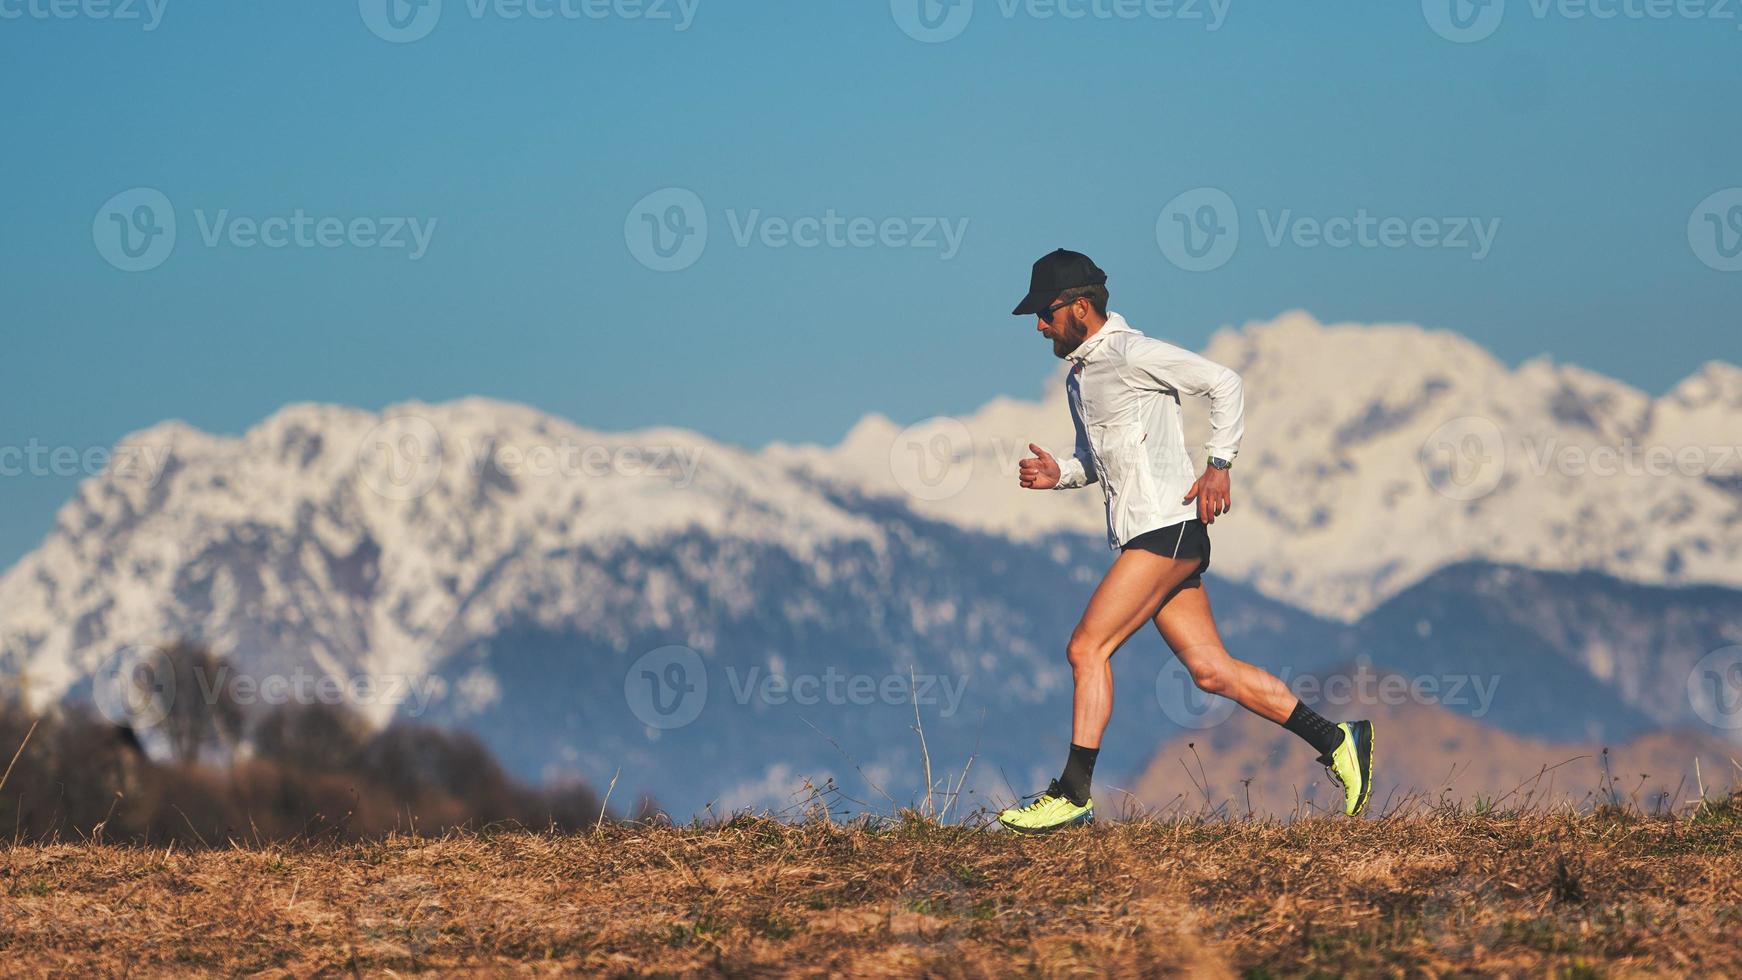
top-left (1051, 314), bottom-right (1089, 360)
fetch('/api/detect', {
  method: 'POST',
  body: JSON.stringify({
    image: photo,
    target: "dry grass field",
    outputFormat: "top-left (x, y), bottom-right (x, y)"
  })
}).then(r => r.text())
top-left (2, 796), bottom-right (1739, 977)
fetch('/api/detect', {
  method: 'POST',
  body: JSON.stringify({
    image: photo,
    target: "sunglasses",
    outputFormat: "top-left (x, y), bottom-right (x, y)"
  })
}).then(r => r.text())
top-left (1037, 298), bottom-right (1078, 322)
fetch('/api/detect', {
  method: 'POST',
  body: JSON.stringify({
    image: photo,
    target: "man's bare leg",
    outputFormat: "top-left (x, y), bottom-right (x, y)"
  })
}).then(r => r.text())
top-left (1068, 550), bottom-right (1206, 748)
top-left (1152, 582), bottom-right (1369, 817)
top-left (1150, 582), bottom-right (1296, 723)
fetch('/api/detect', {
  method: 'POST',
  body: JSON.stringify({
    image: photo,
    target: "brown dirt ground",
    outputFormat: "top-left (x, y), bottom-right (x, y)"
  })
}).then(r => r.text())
top-left (2, 800), bottom-right (1739, 977)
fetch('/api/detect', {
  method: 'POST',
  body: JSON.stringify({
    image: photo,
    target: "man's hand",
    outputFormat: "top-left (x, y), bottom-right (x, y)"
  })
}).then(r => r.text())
top-left (1183, 465), bottom-right (1232, 524)
top-left (1018, 443), bottom-right (1061, 490)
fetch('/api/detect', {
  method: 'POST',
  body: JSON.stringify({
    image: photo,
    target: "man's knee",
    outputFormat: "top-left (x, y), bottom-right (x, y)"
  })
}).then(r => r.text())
top-left (1066, 633), bottom-right (1113, 672)
top-left (1184, 650), bottom-right (1234, 695)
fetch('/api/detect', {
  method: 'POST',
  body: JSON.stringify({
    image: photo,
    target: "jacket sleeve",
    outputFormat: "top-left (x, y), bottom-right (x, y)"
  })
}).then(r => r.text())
top-left (1124, 337), bottom-right (1245, 463)
top-left (1053, 399), bottom-right (1098, 489)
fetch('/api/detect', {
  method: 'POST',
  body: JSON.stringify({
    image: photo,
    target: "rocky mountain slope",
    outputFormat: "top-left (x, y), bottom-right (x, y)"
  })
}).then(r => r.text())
top-left (2, 313), bottom-right (1738, 815)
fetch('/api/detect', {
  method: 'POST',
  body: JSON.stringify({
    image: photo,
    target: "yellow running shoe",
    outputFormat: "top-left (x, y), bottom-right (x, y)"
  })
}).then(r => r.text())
top-left (1319, 720), bottom-right (1375, 816)
top-left (998, 779), bottom-right (1094, 835)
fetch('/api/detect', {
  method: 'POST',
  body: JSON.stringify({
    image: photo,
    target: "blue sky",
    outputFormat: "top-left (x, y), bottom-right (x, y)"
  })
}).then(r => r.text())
top-left (2, 0), bottom-right (1739, 567)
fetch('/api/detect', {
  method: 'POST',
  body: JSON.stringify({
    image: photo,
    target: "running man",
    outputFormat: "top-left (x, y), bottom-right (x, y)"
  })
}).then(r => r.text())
top-left (996, 249), bottom-right (1374, 834)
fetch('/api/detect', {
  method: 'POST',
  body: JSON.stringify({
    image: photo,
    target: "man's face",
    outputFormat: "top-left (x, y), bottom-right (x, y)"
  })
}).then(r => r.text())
top-left (1035, 297), bottom-right (1089, 360)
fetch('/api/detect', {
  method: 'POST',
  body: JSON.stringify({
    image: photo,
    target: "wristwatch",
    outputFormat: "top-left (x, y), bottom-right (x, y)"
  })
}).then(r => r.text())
top-left (1207, 455), bottom-right (1233, 471)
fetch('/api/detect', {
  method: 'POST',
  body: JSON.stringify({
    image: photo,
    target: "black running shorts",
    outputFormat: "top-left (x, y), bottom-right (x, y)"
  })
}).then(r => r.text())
top-left (1120, 519), bottom-right (1211, 587)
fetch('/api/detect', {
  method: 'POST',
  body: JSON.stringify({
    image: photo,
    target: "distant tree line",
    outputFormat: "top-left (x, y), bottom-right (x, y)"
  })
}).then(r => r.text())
top-left (0, 642), bottom-right (652, 845)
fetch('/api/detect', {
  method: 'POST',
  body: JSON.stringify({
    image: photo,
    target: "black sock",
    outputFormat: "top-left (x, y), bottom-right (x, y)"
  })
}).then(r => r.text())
top-left (1058, 743), bottom-right (1099, 806)
top-left (1283, 701), bottom-right (1346, 756)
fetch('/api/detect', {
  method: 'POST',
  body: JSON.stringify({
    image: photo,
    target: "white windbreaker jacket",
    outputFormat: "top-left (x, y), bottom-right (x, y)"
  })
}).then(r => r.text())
top-left (1053, 313), bottom-right (1246, 548)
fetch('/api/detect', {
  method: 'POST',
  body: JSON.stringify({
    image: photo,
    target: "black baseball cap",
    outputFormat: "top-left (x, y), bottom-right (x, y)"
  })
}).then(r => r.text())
top-left (1011, 248), bottom-right (1108, 316)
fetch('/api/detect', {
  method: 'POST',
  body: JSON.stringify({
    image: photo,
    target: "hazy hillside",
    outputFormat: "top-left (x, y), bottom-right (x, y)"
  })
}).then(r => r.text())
top-left (1132, 693), bottom-right (1742, 819)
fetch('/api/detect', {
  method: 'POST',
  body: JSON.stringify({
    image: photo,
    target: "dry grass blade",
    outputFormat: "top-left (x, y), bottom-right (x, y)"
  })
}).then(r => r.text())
top-left (0, 718), bottom-right (39, 796)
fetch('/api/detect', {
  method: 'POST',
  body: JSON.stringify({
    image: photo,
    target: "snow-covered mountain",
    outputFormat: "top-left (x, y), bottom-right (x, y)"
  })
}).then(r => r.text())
top-left (782, 310), bottom-right (1742, 620)
top-left (2, 311), bottom-right (1739, 815)
top-left (0, 399), bottom-right (883, 720)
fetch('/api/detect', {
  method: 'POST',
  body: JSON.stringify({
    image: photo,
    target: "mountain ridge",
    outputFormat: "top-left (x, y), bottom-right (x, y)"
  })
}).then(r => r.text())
top-left (3, 312), bottom-right (1739, 815)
